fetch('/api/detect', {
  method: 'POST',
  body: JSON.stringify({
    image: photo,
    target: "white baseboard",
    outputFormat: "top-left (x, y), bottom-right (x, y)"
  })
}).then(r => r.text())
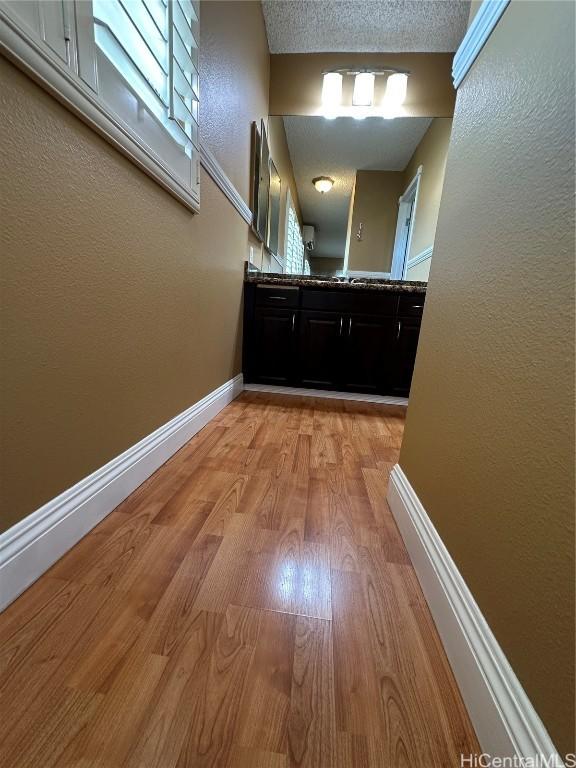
top-left (0, 374), bottom-right (244, 612)
top-left (244, 383), bottom-right (408, 407)
top-left (386, 464), bottom-right (563, 764)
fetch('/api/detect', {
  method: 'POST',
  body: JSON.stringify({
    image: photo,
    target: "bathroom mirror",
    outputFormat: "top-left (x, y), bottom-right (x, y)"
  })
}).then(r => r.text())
top-left (265, 115), bottom-right (452, 281)
top-left (255, 120), bottom-right (271, 243)
top-left (267, 159), bottom-right (281, 257)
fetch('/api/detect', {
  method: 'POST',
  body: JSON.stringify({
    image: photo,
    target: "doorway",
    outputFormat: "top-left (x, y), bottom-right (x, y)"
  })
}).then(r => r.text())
top-left (390, 165), bottom-right (422, 280)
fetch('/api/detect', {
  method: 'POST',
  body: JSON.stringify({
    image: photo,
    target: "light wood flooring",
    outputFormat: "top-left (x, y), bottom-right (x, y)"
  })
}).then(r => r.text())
top-left (0, 392), bottom-right (480, 767)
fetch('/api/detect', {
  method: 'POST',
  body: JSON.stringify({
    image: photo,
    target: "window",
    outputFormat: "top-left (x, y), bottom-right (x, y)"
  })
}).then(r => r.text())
top-left (284, 192), bottom-right (305, 274)
top-left (0, 0), bottom-right (200, 211)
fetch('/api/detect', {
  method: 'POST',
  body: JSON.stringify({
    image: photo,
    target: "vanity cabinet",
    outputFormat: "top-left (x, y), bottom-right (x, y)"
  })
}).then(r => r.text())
top-left (243, 282), bottom-right (425, 397)
top-left (299, 311), bottom-right (342, 388)
top-left (390, 318), bottom-right (421, 395)
top-left (341, 315), bottom-right (393, 394)
top-left (251, 306), bottom-right (298, 385)
top-left (298, 311), bottom-right (394, 393)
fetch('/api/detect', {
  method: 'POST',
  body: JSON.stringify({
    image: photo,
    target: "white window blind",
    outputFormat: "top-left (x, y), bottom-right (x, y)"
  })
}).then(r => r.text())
top-left (285, 197), bottom-right (305, 274)
top-left (0, 0), bottom-right (200, 211)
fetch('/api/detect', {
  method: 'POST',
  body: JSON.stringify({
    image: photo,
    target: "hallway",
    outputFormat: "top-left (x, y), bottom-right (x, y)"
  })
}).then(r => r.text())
top-left (0, 393), bottom-right (479, 767)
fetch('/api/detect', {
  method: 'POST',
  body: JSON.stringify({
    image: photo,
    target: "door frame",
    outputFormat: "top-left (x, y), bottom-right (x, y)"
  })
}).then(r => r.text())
top-left (390, 165), bottom-right (423, 280)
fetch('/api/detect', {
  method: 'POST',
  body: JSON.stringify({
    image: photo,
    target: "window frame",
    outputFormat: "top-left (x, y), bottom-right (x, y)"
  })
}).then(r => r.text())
top-left (0, 0), bottom-right (200, 212)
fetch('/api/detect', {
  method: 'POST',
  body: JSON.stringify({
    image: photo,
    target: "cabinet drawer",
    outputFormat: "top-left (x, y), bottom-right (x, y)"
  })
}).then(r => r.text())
top-left (256, 285), bottom-right (300, 308)
top-left (301, 289), bottom-right (397, 315)
top-left (398, 294), bottom-right (426, 318)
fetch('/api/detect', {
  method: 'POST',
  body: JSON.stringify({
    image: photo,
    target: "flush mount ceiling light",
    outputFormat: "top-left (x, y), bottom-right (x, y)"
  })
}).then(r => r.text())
top-left (320, 68), bottom-right (410, 119)
top-left (312, 176), bottom-right (335, 193)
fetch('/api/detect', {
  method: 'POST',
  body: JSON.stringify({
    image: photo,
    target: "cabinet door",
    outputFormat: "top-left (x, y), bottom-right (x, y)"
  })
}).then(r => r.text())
top-left (298, 311), bottom-right (343, 389)
top-left (251, 307), bottom-right (298, 385)
top-left (341, 315), bottom-right (394, 394)
top-left (390, 318), bottom-right (421, 395)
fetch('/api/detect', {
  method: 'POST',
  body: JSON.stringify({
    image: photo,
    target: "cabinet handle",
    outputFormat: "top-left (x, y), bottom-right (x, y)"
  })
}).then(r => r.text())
top-left (339, 316), bottom-right (343, 336)
top-left (268, 296), bottom-right (287, 301)
top-left (412, 304), bottom-right (424, 310)
top-left (397, 320), bottom-right (402, 341)
top-left (348, 317), bottom-right (352, 336)
top-left (292, 313), bottom-right (296, 332)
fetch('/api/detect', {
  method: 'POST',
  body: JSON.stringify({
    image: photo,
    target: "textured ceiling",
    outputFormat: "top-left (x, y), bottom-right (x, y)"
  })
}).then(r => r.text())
top-left (262, 1), bottom-right (470, 54)
top-left (282, 115), bottom-right (431, 259)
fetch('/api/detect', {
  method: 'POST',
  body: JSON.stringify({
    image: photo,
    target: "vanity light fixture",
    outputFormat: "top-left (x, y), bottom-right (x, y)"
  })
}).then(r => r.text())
top-left (321, 68), bottom-right (410, 119)
top-left (352, 72), bottom-right (375, 106)
top-left (382, 72), bottom-right (409, 117)
top-left (312, 176), bottom-right (335, 193)
top-left (321, 72), bottom-right (343, 119)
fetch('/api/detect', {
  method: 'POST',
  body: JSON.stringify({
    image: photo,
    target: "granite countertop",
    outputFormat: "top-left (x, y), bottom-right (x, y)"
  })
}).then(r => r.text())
top-left (244, 267), bottom-right (427, 294)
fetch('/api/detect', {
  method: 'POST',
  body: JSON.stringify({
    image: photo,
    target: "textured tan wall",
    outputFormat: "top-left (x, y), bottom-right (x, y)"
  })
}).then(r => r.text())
top-left (308, 257), bottom-right (345, 276)
top-left (269, 53), bottom-right (455, 117)
top-left (200, 1), bottom-right (269, 204)
top-left (267, 116), bottom-right (302, 263)
top-left (399, 0), bottom-right (575, 755)
top-left (0, 0), bottom-right (270, 533)
top-left (403, 118), bottom-right (452, 260)
top-left (347, 171), bottom-right (404, 273)
top-left (468, 0), bottom-right (483, 26)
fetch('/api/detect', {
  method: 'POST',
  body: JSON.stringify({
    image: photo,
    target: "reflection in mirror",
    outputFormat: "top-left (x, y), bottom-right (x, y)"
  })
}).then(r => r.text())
top-left (267, 115), bottom-right (452, 282)
top-left (267, 160), bottom-right (281, 257)
top-left (256, 120), bottom-right (270, 243)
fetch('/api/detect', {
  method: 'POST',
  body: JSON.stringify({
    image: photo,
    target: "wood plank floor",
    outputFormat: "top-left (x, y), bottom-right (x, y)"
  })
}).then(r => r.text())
top-left (0, 392), bottom-right (480, 767)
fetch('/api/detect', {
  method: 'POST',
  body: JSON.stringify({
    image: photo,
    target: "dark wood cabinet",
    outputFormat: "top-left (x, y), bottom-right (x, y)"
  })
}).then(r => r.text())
top-left (298, 311), bottom-right (342, 388)
top-left (398, 294), bottom-right (426, 318)
top-left (243, 282), bottom-right (425, 397)
top-left (341, 314), bottom-right (393, 394)
top-left (390, 318), bottom-right (421, 395)
top-left (302, 288), bottom-right (397, 316)
top-left (255, 285), bottom-right (300, 308)
top-left (250, 306), bottom-right (298, 385)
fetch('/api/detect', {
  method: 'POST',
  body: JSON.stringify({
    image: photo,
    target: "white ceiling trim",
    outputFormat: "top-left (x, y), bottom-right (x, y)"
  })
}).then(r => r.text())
top-left (452, 0), bottom-right (510, 88)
